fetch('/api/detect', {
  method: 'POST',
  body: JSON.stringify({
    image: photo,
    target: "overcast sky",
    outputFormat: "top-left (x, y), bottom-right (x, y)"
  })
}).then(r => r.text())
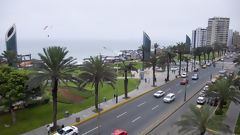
top-left (0, 0), bottom-right (239, 44)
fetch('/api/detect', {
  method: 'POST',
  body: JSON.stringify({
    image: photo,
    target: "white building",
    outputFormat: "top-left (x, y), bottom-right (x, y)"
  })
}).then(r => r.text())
top-left (227, 29), bottom-right (233, 46)
top-left (192, 28), bottom-right (207, 49)
top-left (206, 17), bottom-right (230, 45)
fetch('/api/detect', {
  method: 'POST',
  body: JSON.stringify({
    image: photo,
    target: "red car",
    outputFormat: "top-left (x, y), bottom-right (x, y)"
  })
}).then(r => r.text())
top-left (194, 68), bottom-right (198, 72)
top-left (180, 79), bottom-right (188, 85)
top-left (111, 129), bottom-right (128, 135)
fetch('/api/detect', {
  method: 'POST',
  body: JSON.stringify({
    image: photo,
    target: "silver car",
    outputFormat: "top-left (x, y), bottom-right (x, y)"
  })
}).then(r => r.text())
top-left (153, 90), bottom-right (165, 98)
top-left (163, 93), bottom-right (175, 103)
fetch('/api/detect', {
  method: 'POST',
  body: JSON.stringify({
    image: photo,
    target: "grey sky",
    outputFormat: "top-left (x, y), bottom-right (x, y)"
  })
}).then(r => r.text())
top-left (0, 0), bottom-right (239, 45)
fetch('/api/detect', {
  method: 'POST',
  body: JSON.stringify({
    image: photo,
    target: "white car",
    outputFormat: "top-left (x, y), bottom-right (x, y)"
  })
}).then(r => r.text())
top-left (171, 66), bottom-right (178, 71)
top-left (153, 90), bottom-right (165, 98)
top-left (206, 62), bottom-right (211, 66)
top-left (197, 96), bottom-right (206, 105)
top-left (203, 85), bottom-right (209, 91)
top-left (163, 93), bottom-right (175, 103)
top-left (191, 74), bottom-right (199, 80)
top-left (181, 73), bottom-right (187, 78)
top-left (54, 126), bottom-right (79, 135)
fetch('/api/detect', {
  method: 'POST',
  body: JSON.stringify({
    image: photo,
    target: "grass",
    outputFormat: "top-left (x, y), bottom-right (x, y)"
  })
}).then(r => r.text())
top-left (0, 79), bottom-right (140, 135)
top-left (174, 52), bottom-right (220, 62)
top-left (235, 112), bottom-right (240, 134)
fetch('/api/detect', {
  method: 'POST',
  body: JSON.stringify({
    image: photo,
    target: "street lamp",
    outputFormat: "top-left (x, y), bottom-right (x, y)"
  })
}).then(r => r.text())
top-left (184, 81), bottom-right (187, 102)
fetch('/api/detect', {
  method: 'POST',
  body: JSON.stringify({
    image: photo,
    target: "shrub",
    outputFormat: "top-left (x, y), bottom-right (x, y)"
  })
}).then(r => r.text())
top-left (215, 109), bottom-right (223, 115)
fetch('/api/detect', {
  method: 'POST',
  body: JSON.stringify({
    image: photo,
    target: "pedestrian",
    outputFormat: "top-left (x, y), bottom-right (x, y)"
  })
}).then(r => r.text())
top-left (61, 124), bottom-right (64, 129)
top-left (145, 78), bottom-right (147, 83)
top-left (136, 86), bottom-right (139, 90)
top-left (47, 125), bottom-right (50, 135)
top-left (113, 94), bottom-right (116, 99)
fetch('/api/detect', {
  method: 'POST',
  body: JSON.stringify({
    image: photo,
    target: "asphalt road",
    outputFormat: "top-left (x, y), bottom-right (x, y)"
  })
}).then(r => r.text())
top-left (76, 58), bottom-right (233, 135)
top-left (149, 58), bottom-right (236, 135)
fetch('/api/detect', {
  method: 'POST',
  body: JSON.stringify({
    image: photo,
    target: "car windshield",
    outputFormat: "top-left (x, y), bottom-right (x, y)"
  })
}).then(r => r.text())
top-left (58, 130), bottom-right (65, 134)
top-left (165, 95), bottom-right (171, 98)
top-left (157, 91), bottom-right (163, 94)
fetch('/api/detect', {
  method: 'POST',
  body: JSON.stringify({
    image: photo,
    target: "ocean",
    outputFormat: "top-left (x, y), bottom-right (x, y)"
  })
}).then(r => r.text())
top-left (1, 39), bottom-right (142, 64)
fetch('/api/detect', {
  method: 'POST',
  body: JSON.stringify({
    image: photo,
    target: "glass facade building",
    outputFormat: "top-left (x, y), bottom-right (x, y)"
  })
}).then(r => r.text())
top-left (143, 32), bottom-right (151, 61)
top-left (185, 35), bottom-right (191, 53)
top-left (5, 24), bottom-right (17, 53)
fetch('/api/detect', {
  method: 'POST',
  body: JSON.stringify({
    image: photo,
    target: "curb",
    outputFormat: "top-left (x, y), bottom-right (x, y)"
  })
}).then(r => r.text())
top-left (139, 81), bottom-right (207, 135)
top-left (72, 78), bottom-right (177, 126)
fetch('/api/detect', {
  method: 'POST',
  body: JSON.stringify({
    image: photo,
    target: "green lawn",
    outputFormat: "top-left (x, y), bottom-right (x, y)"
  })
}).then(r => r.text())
top-left (0, 79), bottom-right (140, 135)
top-left (173, 52), bottom-right (221, 62)
top-left (235, 112), bottom-right (240, 134)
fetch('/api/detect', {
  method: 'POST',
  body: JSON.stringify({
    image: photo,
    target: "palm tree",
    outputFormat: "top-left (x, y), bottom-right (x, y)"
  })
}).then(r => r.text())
top-left (2, 50), bottom-right (18, 67)
top-left (27, 46), bottom-right (76, 128)
top-left (206, 77), bottom-right (240, 111)
top-left (173, 42), bottom-right (186, 76)
top-left (153, 43), bottom-right (159, 55)
top-left (202, 46), bottom-right (207, 64)
top-left (119, 62), bottom-right (137, 98)
top-left (175, 104), bottom-right (231, 135)
top-left (162, 48), bottom-right (175, 81)
top-left (79, 55), bottom-right (117, 110)
top-left (213, 42), bottom-right (221, 57)
top-left (206, 45), bottom-right (213, 62)
top-left (139, 45), bottom-right (145, 71)
top-left (192, 48), bottom-right (198, 69)
top-left (195, 47), bottom-right (202, 65)
top-left (145, 54), bottom-right (158, 87)
top-left (182, 55), bottom-right (191, 72)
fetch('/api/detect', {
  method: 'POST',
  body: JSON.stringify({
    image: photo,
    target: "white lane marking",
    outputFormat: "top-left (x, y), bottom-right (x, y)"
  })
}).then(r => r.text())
top-left (187, 85), bottom-right (190, 88)
top-left (177, 89), bottom-right (182, 94)
top-left (166, 88), bottom-right (170, 92)
top-left (137, 102), bottom-right (146, 107)
top-left (152, 105), bottom-right (159, 110)
top-left (82, 126), bottom-right (99, 135)
top-left (116, 112), bottom-right (127, 118)
top-left (132, 116), bottom-right (141, 123)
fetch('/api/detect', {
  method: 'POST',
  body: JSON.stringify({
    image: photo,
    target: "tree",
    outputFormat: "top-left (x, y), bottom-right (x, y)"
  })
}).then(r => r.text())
top-left (145, 54), bottom-right (158, 86)
top-left (139, 45), bottom-right (145, 71)
top-left (206, 76), bottom-right (240, 111)
top-left (0, 65), bottom-right (40, 124)
top-left (195, 47), bottom-right (202, 65)
top-left (119, 62), bottom-right (137, 98)
top-left (175, 104), bottom-right (231, 135)
top-left (27, 46), bottom-right (76, 128)
top-left (153, 43), bottom-right (159, 55)
top-left (206, 46), bottom-right (213, 62)
top-left (2, 50), bottom-right (18, 67)
top-left (79, 55), bottom-right (116, 110)
top-left (213, 42), bottom-right (221, 57)
top-left (172, 42), bottom-right (186, 76)
top-left (182, 55), bottom-right (191, 72)
top-left (202, 46), bottom-right (207, 64)
top-left (162, 49), bottom-right (175, 81)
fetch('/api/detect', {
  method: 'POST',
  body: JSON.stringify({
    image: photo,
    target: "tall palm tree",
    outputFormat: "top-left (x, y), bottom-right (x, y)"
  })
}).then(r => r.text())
top-left (202, 46), bottom-right (207, 64)
top-left (79, 55), bottom-right (117, 110)
top-left (153, 43), bottom-right (159, 55)
top-left (182, 55), bottom-right (191, 72)
top-left (145, 54), bottom-right (158, 87)
top-left (175, 104), bottom-right (231, 135)
top-left (206, 77), bottom-right (240, 111)
top-left (173, 42), bottom-right (186, 76)
top-left (119, 62), bottom-right (137, 98)
top-left (206, 45), bottom-right (213, 62)
top-left (213, 42), bottom-right (221, 57)
top-left (139, 45), bottom-right (145, 71)
top-left (195, 47), bottom-right (202, 65)
top-left (2, 50), bottom-right (18, 67)
top-left (27, 46), bottom-right (76, 128)
top-left (162, 49), bottom-right (175, 81)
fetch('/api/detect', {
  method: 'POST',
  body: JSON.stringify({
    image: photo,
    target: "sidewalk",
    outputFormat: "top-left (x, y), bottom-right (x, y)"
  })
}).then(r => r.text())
top-left (22, 67), bottom-right (179, 135)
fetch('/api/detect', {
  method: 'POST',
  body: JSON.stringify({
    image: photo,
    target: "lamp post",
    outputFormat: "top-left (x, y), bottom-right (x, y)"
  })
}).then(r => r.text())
top-left (184, 82), bottom-right (187, 102)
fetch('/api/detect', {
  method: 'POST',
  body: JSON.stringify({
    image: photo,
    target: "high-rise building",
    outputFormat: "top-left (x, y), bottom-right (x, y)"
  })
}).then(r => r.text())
top-left (185, 35), bottom-right (191, 53)
top-left (143, 32), bottom-right (151, 60)
top-left (206, 17), bottom-right (230, 46)
top-left (5, 24), bottom-right (17, 53)
top-left (192, 28), bottom-right (207, 49)
top-left (232, 31), bottom-right (240, 49)
top-left (227, 29), bottom-right (233, 46)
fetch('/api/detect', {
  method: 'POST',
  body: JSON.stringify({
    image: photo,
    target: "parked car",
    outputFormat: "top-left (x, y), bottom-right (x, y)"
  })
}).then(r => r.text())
top-left (211, 78), bottom-right (217, 83)
top-left (181, 73), bottom-right (187, 78)
top-left (194, 68), bottom-right (199, 72)
top-left (112, 129), bottom-right (128, 135)
top-left (153, 90), bottom-right (165, 98)
top-left (191, 74), bottom-right (199, 80)
top-left (163, 93), bottom-right (175, 103)
top-left (180, 78), bottom-right (188, 85)
top-left (199, 90), bottom-right (206, 97)
top-left (171, 66), bottom-right (178, 71)
top-left (197, 96), bottom-right (206, 105)
top-left (54, 126), bottom-right (79, 135)
top-left (203, 85), bottom-right (209, 91)
top-left (207, 97), bottom-right (218, 106)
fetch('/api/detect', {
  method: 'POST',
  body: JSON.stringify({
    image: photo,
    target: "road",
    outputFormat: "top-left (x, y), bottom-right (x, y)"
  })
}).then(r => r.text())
top-left (148, 58), bottom-right (236, 135)
top-left (76, 58), bottom-right (233, 135)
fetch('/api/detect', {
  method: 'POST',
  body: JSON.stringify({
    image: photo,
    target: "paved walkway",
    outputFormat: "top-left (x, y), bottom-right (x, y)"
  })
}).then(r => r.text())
top-left (22, 66), bottom-right (181, 135)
